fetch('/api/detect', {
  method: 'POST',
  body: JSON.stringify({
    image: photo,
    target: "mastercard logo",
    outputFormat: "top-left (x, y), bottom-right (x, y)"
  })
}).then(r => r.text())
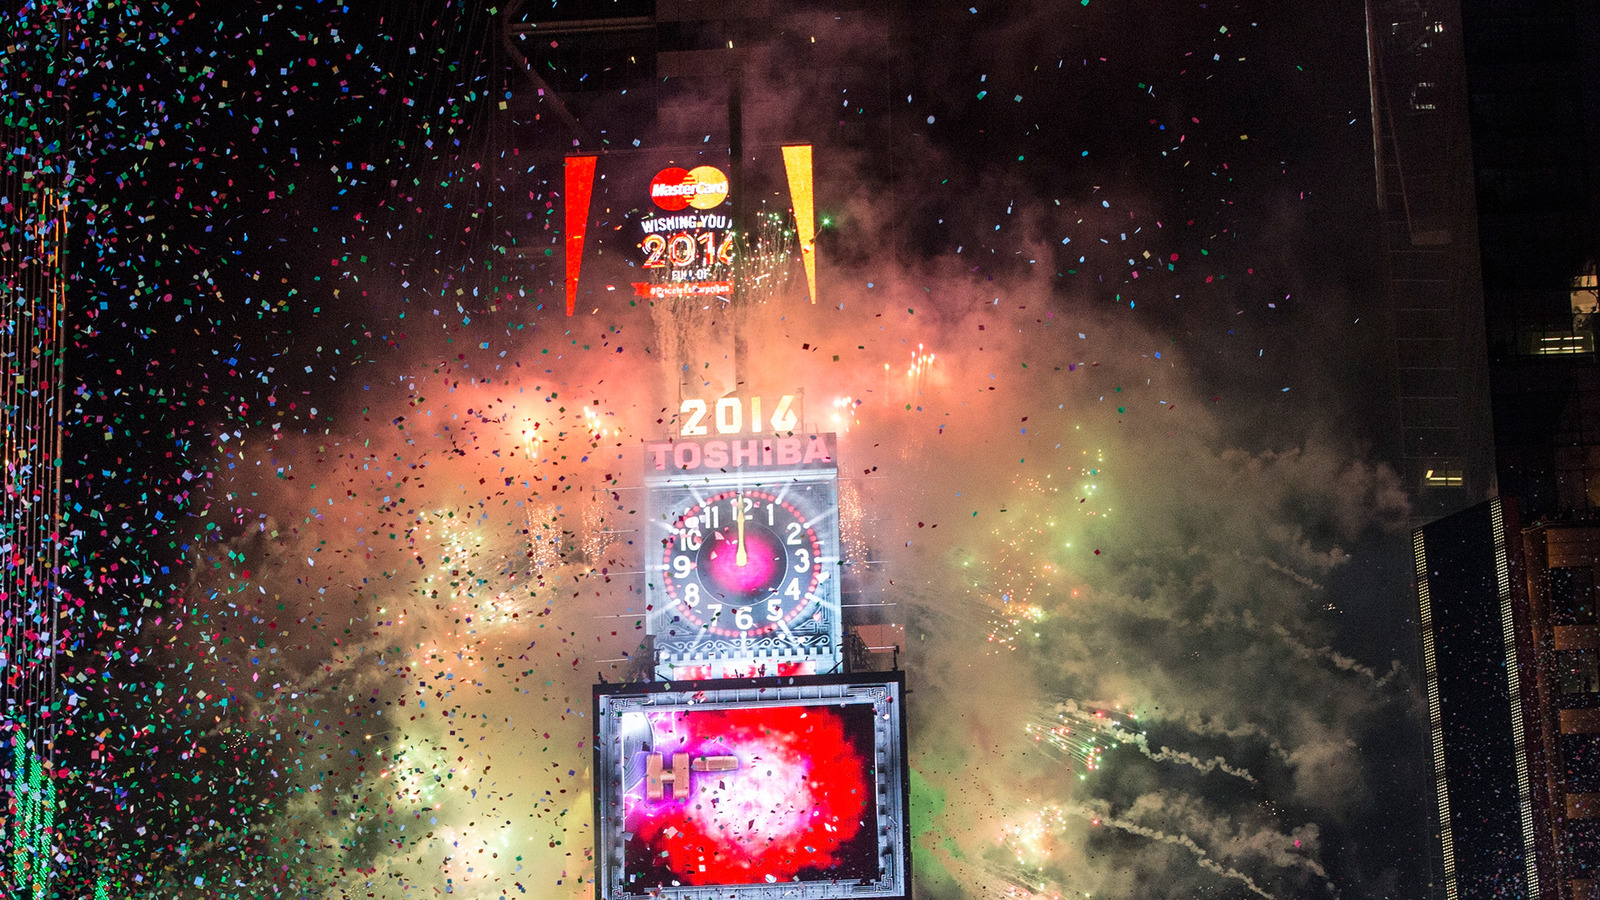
top-left (649, 165), bottom-right (730, 211)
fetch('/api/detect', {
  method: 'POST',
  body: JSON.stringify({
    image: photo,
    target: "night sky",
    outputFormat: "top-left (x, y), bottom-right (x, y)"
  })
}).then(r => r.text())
top-left (9, 0), bottom-right (1432, 897)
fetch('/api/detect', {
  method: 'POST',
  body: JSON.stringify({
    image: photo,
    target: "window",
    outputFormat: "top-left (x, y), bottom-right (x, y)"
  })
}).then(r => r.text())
top-left (1565, 820), bottom-right (1600, 871)
top-left (1560, 650), bottom-right (1600, 694)
top-left (1573, 267), bottom-right (1597, 316)
top-left (1566, 734), bottom-right (1600, 792)
top-left (1409, 82), bottom-right (1438, 112)
top-left (1551, 567), bottom-right (1597, 624)
top-left (1423, 467), bottom-right (1464, 487)
top-left (1531, 331), bottom-right (1595, 355)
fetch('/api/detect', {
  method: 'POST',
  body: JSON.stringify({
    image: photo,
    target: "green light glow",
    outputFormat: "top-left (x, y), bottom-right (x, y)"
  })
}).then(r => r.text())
top-left (9, 734), bottom-right (56, 900)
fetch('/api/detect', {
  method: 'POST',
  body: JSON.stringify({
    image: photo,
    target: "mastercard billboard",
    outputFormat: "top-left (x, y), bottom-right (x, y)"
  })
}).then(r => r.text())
top-left (649, 165), bottom-right (730, 211)
top-left (592, 672), bottom-right (911, 900)
top-left (562, 146), bottom-right (817, 314)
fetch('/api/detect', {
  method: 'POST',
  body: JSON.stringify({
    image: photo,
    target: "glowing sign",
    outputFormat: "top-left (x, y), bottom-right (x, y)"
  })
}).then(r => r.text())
top-left (678, 394), bottom-right (799, 436)
top-left (642, 437), bottom-right (842, 679)
top-left (644, 751), bottom-right (740, 800)
top-left (649, 165), bottom-right (730, 211)
top-left (563, 155), bottom-right (597, 317)
top-left (561, 147), bottom-right (816, 313)
top-left (644, 433), bottom-right (835, 475)
top-left (634, 165), bottom-right (735, 299)
top-left (593, 673), bottom-right (911, 900)
top-left (782, 144), bottom-right (817, 303)
top-left (6, 732), bottom-right (55, 900)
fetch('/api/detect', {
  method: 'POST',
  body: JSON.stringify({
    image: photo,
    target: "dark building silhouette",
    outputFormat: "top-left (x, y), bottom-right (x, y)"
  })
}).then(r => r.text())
top-left (1414, 499), bottom-right (1552, 899)
top-left (1378, 1), bottom-right (1600, 898)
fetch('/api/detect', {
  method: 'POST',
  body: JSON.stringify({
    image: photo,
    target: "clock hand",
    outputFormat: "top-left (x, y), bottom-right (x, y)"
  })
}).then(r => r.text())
top-left (735, 493), bottom-right (748, 566)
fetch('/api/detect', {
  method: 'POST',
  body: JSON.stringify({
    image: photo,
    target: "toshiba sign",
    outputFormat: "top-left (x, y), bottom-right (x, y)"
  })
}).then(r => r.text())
top-left (644, 434), bottom-right (836, 476)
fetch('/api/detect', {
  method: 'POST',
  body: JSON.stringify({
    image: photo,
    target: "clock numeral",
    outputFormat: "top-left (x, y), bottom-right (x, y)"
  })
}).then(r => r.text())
top-left (765, 597), bottom-right (782, 621)
top-left (701, 506), bottom-right (720, 529)
top-left (793, 547), bottom-right (811, 573)
top-left (785, 522), bottom-right (803, 546)
top-left (766, 503), bottom-right (775, 526)
top-left (784, 579), bottom-right (802, 602)
top-left (678, 528), bottom-right (703, 552)
top-left (734, 606), bottom-right (755, 630)
top-left (671, 555), bottom-right (693, 579)
top-left (727, 495), bottom-right (752, 519)
top-left (706, 603), bottom-right (723, 622)
top-left (683, 583), bottom-right (701, 608)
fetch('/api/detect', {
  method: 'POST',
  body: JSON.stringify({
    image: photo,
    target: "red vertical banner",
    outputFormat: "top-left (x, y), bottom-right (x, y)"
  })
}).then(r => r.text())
top-left (564, 155), bottom-right (598, 316)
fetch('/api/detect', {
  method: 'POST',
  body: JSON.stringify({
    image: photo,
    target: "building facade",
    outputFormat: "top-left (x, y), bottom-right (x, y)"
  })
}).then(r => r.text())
top-left (1415, 499), bottom-right (1553, 899)
top-left (1393, 1), bottom-right (1600, 897)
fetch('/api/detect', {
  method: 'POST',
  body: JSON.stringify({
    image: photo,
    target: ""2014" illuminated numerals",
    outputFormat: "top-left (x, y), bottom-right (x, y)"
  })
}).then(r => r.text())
top-left (641, 231), bottom-right (736, 269)
top-left (680, 395), bottom-right (799, 436)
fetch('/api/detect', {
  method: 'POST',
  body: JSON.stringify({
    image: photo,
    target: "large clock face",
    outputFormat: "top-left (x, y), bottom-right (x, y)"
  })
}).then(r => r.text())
top-left (657, 484), bottom-right (833, 639)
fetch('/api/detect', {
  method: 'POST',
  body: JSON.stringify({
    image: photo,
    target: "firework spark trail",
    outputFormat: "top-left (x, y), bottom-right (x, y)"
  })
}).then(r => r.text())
top-left (1170, 712), bottom-right (1295, 765)
top-left (1121, 792), bottom-right (1340, 894)
top-left (832, 395), bottom-right (863, 433)
top-left (738, 210), bottom-right (799, 304)
top-left (1026, 700), bottom-right (1133, 773)
top-left (1063, 802), bottom-right (1277, 900)
top-left (1024, 715), bottom-right (1106, 772)
top-left (1041, 699), bottom-right (1256, 782)
top-left (981, 883), bottom-right (1062, 900)
top-left (907, 343), bottom-right (936, 395)
top-left (1272, 624), bottom-right (1403, 688)
top-left (1122, 733), bottom-right (1257, 783)
top-left (1257, 556), bottom-right (1326, 591)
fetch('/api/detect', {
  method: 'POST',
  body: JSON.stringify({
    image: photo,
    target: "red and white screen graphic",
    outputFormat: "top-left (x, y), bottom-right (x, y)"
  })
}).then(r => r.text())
top-left (622, 703), bottom-right (878, 887)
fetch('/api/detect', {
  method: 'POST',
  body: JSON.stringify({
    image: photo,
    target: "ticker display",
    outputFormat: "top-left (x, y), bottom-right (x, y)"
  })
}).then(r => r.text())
top-left (592, 673), bottom-right (910, 900)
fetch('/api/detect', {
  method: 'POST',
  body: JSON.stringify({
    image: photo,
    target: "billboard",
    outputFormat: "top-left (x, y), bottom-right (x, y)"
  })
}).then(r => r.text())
top-left (563, 145), bottom-right (816, 314)
top-left (592, 673), bottom-right (911, 900)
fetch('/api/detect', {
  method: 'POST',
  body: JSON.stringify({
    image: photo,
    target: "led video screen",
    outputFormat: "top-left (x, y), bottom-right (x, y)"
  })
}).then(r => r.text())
top-left (592, 673), bottom-right (910, 900)
top-left (562, 144), bottom-right (816, 314)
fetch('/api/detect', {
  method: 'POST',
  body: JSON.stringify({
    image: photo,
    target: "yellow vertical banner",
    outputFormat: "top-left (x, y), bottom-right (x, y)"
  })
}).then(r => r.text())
top-left (781, 144), bottom-right (816, 303)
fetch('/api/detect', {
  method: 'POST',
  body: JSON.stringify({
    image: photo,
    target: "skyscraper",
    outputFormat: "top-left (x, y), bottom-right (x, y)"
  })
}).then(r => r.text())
top-left (1380, 1), bottom-right (1600, 897)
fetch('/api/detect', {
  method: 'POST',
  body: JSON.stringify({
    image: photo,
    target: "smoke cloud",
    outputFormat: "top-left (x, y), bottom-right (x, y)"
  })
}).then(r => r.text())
top-left (67, 2), bottom-right (1426, 898)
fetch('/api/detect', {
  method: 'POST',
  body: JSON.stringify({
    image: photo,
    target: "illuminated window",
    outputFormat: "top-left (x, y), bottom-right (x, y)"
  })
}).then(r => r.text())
top-left (1424, 468), bottom-right (1464, 487)
top-left (1530, 263), bottom-right (1600, 357)
top-left (1573, 267), bottom-right (1598, 316)
top-left (1529, 330), bottom-right (1594, 355)
top-left (1561, 651), bottom-right (1600, 694)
